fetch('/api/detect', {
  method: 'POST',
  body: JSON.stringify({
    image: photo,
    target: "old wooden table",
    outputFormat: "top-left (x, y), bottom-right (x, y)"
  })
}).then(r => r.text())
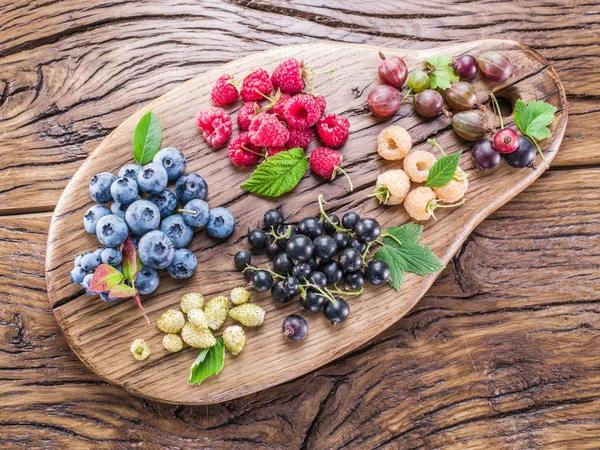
top-left (1, 1), bottom-right (598, 448)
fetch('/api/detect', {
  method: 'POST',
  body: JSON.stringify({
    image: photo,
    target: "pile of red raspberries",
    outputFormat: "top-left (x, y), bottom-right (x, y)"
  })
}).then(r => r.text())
top-left (195, 58), bottom-right (351, 181)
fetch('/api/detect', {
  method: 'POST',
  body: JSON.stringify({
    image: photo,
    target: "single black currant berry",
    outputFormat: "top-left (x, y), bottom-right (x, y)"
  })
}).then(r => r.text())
top-left (364, 259), bottom-right (391, 286)
top-left (320, 261), bottom-right (344, 285)
top-left (344, 270), bottom-right (365, 290)
top-left (266, 242), bottom-right (282, 258)
top-left (298, 217), bottom-right (324, 240)
top-left (263, 208), bottom-right (284, 228)
top-left (276, 225), bottom-right (296, 248)
top-left (252, 270), bottom-right (273, 292)
top-left (292, 262), bottom-right (312, 280)
top-left (313, 235), bottom-right (337, 261)
top-left (355, 218), bottom-right (381, 243)
top-left (283, 276), bottom-right (300, 295)
top-left (341, 212), bottom-right (360, 230)
top-left (339, 248), bottom-right (363, 272)
top-left (324, 298), bottom-right (350, 324)
top-left (301, 289), bottom-right (326, 312)
top-left (234, 250), bottom-right (251, 270)
top-left (349, 238), bottom-right (366, 253)
top-left (248, 229), bottom-right (268, 251)
top-left (286, 234), bottom-right (314, 262)
top-left (271, 281), bottom-right (292, 303)
top-left (273, 252), bottom-right (294, 276)
top-left (244, 268), bottom-right (255, 282)
top-left (308, 271), bottom-right (327, 288)
top-left (282, 314), bottom-right (309, 341)
top-left (332, 231), bottom-right (349, 251)
top-left (306, 257), bottom-right (319, 271)
top-left (323, 214), bottom-right (340, 233)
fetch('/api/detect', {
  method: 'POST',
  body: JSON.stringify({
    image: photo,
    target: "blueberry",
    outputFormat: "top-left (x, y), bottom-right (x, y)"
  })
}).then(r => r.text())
top-left (301, 288), bottom-right (326, 312)
top-left (138, 230), bottom-right (175, 269)
top-left (82, 273), bottom-right (94, 292)
top-left (110, 196), bottom-right (141, 219)
top-left (80, 253), bottom-right (101, 271)
top-left (298, 217), bottom-right (323, 239)
top-left (89, 172), bottom-right (116, 203)
top-left (99, 291), bottom-right (120, 303)
top-left (206, 207), bottom-right (235, 239)
top-left (147, 189), bottom-right (178, 219)
top-left (339, 248), bottom-right (363, 272)
top-left (355, 218), bottom-right (381, 243)
top-left (69, 266), bottom-right (87, 284)
top-left (313, 235), bottom-right (337, 261)
top-left (263, 209), bottom-right (284, 228)
top-left (134, 267), bottom-right (160, 295)
top-left (101, 248), bottom-right (122, 265)
top-left (308, 271), bottom-right (327, 288)
top-left (181, 199), bottom-right (210, 227)
top-left (96, 214), bottom-right (129, 248)
top-left (234, 250), bottom-right (251, 270)
top-left (344, 270), bottom-right (365, 290)
top-left (286, 234), bottom-right (313, 262)
top-left (332, 231), bottom-right (349, 251)
top-left (365, 259), bottom-right (391, 286)
top-left (74, 254), bottom-right (83, 267)
top-left (118, 163), bottom-right (142, 179)
top-left (323, 214), bottom-right (340, 233)
top-left (341, 212), bottom-right (360, 231)
top-left (271, 281), bottom-right (292, 304)
top-left (125, 200), bottom-right (160, 235)
top-left (176, 173), bottom-right (207, 204)
top-left (153, 147), bottom-right (186, 181)
top-left (319, 261), bottom-right (343, 285)
top-left (292, 262), bottom-right (311, 280)
top-left (83, 205), bottom-right (111, 234)
top-left (160, 214), bottom-right (193, 248)
top-left (252, 270), bottom-right (273, 292)
top-left (324, 297), bottom-right (350, 324)
top-left (167, 248), bottom-right (197, 279)
top-left (137, 163), bottom-right (168, 194)
top-left (248, 229), bottom-right (268, 251)
top-left (273, 252), bottom-right (294, 276)
top-left (93, 248), bottom-right (105, 258)
top-left (110, 177), bottom-right (139, 204)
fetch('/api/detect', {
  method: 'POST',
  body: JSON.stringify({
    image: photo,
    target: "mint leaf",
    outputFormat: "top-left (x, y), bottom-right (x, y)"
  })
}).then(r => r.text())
top-left (513, 99), bottom-right (556, 141)
top-left (425, 152), bottom-right (461, 188)
top-left (425, 56), bottom-right (459, 90)
top-left (133, 111), bottom-right (162, 164)
top-left (374, 225), bottom-right (444, 291)
top-left (241, 148), bottom-right (308, 197)
top-left (189, 337), bottom-right (225, 385)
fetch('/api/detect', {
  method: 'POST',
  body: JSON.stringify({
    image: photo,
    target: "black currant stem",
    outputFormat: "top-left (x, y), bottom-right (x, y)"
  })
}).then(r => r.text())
top-left (267, 225), bottom-right (292, 243)
top-left (317, 194), bottom-right (353, 234)
top-left (328, 286), bottom-right (364, 296)
top-left (427, 138), bottom-right (446, 156)
top-left (304, 282), bottom-right (337, 305)
top-left (179, 209), bottom-right (197, 214)
top-left (527, 135), bottom-right (550, 169)
top-left (336, 167), bottom-right (354, 192)
top-left (489, 93), bottom-right (504, 129)
top-left (244, 264), bottom-right (284, 280)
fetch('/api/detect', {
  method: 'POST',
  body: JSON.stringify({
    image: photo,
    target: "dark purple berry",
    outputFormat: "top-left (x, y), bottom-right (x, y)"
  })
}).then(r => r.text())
top-left (283, 314), bottom-right (309, 341)
top-left (324, 298), bottom-right (350, 324)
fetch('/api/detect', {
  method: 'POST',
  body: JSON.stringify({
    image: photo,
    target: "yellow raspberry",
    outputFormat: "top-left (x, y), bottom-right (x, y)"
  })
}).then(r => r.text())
top-left (404, 186), bottom-right (437, 221)
top-left (163, 334), bottom-right (184, 353)
top-left (373, 169), bottom-right (410, 205)
top-left (222, 325), bottom-right (246, 355)
top-left (180, 292), bottom-right (204, 313)
top-left (230, 287), bottom-right (250, 305)
top-left (130, 339), bottom-right (150, 361)
top-left (229, 303), bottom-right (265, 327)
top-left (377, 126), bottom-right (412, 160)
top-left (433, 168), bottom-right (469, 203)
top-left (156, 309), bottom-right (185, 334)
top-left (187, 308), bottom-right (209, 329)
top-left (403, 150), bottom-right (437, 182)
top-left (204, 295), bottom-right (229, 330)
top-left (181, 323), bottom-right (216, 348)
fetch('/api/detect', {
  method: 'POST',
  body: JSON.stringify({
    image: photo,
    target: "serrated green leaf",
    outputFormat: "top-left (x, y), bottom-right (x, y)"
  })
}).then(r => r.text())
top-left (425, 152), bottom-right (462, 188)
top-left (189, 337), bottom-right (225, 385)
top-left (241, 148), bottom-right (308, 197)
top-left (513, 99), bottom-right (556, 141)
top-left (425, 56), bottom-right (458, 90)
top-left (133, 111), bottom-right (162, 164)
top-left (384, 223), bottom-right (423, 244)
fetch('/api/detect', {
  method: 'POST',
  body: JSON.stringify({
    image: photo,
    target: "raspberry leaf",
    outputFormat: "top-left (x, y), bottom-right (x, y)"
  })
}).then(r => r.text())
top-left (133, 111), bottom-right (162, 164)
top-left (425, 152), bottom-right (462, 188)
top-left (109, 284), bottom-right (137, 299)
top-left (384, 223), bottom-right (423, 244)
top-left (189, 337), bottom-right (225, 385)
top-left (241, 147), bottom-right (308, 197)
top-left (425, 56), bottom-right (459, 90)
top-left (513, 99), bottom-right (556, 141)
top-left (89, 264), bottom-right (124, 293)
top-left (120, 237), bottom-right (138, 283)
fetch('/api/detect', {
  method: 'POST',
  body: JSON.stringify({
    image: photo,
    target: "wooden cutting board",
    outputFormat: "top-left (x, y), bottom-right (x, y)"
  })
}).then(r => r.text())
top-left (45, 40), bottom-right (567, 405)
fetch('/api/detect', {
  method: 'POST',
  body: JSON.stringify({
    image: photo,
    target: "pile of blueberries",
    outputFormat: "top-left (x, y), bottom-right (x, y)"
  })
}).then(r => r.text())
top-left (234, 207), bottom-right (391, 332)
top-left (69, 147), bottom-right (235, 301)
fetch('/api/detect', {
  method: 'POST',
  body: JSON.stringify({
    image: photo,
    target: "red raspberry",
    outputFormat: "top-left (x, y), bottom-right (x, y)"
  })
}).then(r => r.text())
top-left (269, 92), bottom-right (291, 121)
top-left (237, 102), bottom-right (262, 131)
top-left (267, 146), bottom-right (286, 157)
top-left (314, 94), bottom-right (327, 117)
top-left (240, 68), bottom-right (272, 102)
top-left (195, 107), bottom-right (232, 147)
top-left (271, 58), bottom-right (305, 94)
top-left (309, 147), bottom-right (353, 190)
top-left (316, 114), bottom-right (350, 147)
top-left (283, 94), bottom-right (321, 129)
top-left (228, 132), bottom-right (261, 166)
top-left (210, 74), bottom-right (238, 106)
top-left (285, 128), bottom-right (312, 149)
top-left (248, 113), bottom-right (289, 147)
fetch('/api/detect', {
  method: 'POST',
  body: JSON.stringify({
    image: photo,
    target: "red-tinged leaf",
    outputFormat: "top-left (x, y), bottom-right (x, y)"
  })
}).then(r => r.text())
top-left (89, 264), bottom-right (124, 293)
top-left (109, 284), bottom-right (137, 299)
top-left (133, 293), bottom-right (150, 325)
top-left (120, 238), bottom-right (138, 282)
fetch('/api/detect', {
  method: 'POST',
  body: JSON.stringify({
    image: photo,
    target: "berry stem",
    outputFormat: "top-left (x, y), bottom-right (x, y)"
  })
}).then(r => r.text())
top-left (427, 138), bottom-right (447, 156)
top-left (318, 194), bottom-right (353, 234)
top-left (526, 135), bottom-right (550, 169)
top-left (133, 293), bottom-right (150, 325)
top-left (489, 93), bottom-right (504, 129)
top-left (336, 167), bottom-right (354, 192)
top-left (427, 198), bottom-right (466, 220)
top-left (402, 88), bottom-right (414, 101)
top-left (266, 224), bottom-right (292, 243)
top-left (244, 265), bottom-right (284, 280)
top-left (304, 281), bottom-right (337, 305)
top-left (368, 186), bottom-right (391, 205)
top-left (328, 286), bottom-right (364, 296)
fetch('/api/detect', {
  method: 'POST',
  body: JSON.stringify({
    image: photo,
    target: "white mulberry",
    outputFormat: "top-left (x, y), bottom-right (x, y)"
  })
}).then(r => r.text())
top-left (163, 334), bottom-right (184, 353)
top-left (204, 295), bottom-right (229, 330)
top-left (373, 169), bottom-right (410, 205)
top-left (180, 292), bottom-right (204, 313)
top-left (187, 308), bottom-right (209, 329)
top-left (156, 309), bottom-right (185, 334)
top-left (181, 323), bottom-right (216, 348)
top-left (222, 325), bottom-right (246, 355)
top-left (377, 126), bottom-right (412, 160)
top-left (229, 303), bottom-right (265, 327)
top-left (404, 150), bottom-right (437, 182)
top-left (130, 339), bottom-right (150, 361)
top-left (230, 287), bottom-right (250, 305)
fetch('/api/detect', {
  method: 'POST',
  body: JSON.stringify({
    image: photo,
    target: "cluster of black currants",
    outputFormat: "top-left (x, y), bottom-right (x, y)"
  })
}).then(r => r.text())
top-left (233, 205), bottom-right (391, 338)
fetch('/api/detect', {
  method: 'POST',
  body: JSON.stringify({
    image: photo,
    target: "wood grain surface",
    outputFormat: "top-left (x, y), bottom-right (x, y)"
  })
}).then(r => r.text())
top-left (1, 0), bottom-right (599, 448)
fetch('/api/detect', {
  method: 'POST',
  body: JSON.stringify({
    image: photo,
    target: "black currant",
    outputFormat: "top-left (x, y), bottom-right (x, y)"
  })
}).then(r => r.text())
top-left (276, 225), bottom-right (296, 248)
top-left (292, 262), bottom-right (312, 280)
top-left (364, 259), bottom-right (391, 286)
top-left (244, 268), bottom-right (255, 282)
top-left (320, 261), bottom-right (343, 285)
top-left (271, 281), bottom-right (292, 303)
top-left (339, 248), bottom-right (363, 272)
top-left (344, 270), bottom-right (365, 290)
top-left (312, 235), bottom-right (337, 261)
top-left (355, 218), bottom-right (381, 243)
top-left (252, 270), bottom-right (273, 292)
top-left (248, 229), bottom-right (268, 251)
top-left (282, 314), bottom-right (309, 341)
top-left (286, 234), bottom-right (314, 262)
top-left (341, 212), bottom-right (360, 230)
top-left (308, 271), bottom-right (327, 288)
top-left (273, 252), bottom-right (294, 276)
top-left (234, 250), bottom-right (251, 270)
top-left (263, 208), bottom-right (284, 228)
top-left (349, 238), bottom-right (366, 253)
top-left (324, 297), bottom-right (350, 324)
top-left (323, 214), bottom-right (340, 233)
top-left (283, 276), bottom-right (300, 295)
top-left (332, 231), bottom-right (349, 251)
top-left (298, 217), bottom-right (324, 240)
top-left (301, 289), bottom-right (326, 312)
top-left (266, 242), bottom-right (282, 258)
top-left (306, 257), bottom-right (319, 271)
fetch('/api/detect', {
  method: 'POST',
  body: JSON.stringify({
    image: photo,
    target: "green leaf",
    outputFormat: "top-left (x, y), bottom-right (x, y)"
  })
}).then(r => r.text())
top-left (88, 264), bottom-right (124, 293)
top-left (425, 152), bottom-right (462, 188)
top-left (133, 111), bottom-right (162, 164)
top-left (108, 284), bottom-right (137, 299)
top-left (189, 337), bottom-right (225, 385)
top-left (374, 225), bottom-right (444, 291)
top-left (241, 148), bottom-right (308, 197)
top-left (120, 237), bottom-right (138, 283)
top-left (513, 99), bottom-right (556, 141)
top-left (425, 56), bottom-right (459, 90)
